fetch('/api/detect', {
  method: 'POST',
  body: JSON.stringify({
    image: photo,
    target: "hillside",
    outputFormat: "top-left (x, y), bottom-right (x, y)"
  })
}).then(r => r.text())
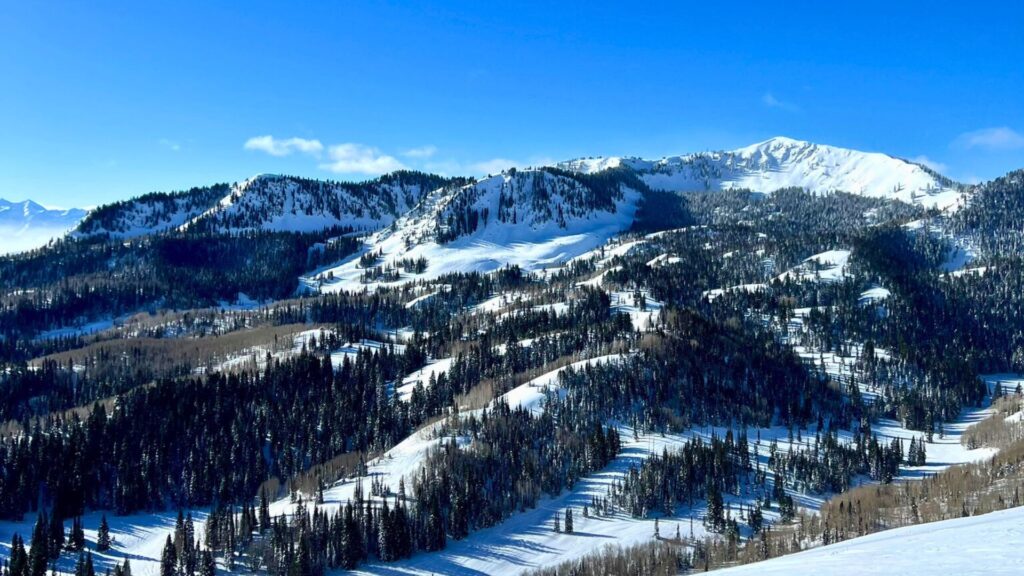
top-left (714, 505), bottom-right (1024, 576)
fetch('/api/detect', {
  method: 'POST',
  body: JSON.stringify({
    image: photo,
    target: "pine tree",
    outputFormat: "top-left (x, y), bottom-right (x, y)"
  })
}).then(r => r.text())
top-left (11, 534), bottom-right (29, 576)
top-left (69, 517), bottom-right (86, 551)
top-left (28, 514), bottom-right (49, 576)
top-left (704, 483), bottom-right (725, 533)
top-left (96, 515), bottom-right (111, 552)
top-left (564, 508), bottom-right (573, 534)
top-left (259, 489), bottom-right (271, 532)
top-left (160, 536), bottom-right (176, 576)
top-left (47, 509), bottom-right (64, 559)
top-left (84, 552), bottom-right (95, 576)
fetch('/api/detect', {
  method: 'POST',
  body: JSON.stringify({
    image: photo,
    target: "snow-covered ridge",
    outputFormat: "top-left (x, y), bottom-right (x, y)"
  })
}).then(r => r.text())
top-left (556, 136), bottom-right (964, 210)
top-left (179, 172), bottom-right (446, 234)
top-left (73, 172), bottom-right (452, 238)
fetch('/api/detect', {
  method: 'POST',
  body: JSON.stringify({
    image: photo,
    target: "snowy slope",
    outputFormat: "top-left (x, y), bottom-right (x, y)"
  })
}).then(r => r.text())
top-left (715, 505), bottom-right (1024, 576)
top-left (309, 169), bottom-right (643, 292)
top-left (0, 198), bottom-right (88, 254)
top-left (558, 137), bottom-right (963, 210)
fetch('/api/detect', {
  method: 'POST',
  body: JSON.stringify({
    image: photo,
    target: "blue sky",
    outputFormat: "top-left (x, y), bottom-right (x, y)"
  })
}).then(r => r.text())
top-left (2, 1), bottom-right (1023, 207)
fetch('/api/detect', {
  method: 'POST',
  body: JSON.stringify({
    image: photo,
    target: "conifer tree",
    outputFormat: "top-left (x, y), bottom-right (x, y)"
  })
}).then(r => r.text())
top-left (28, 514), bottom-right (49, 576)
top-left (69, 516), bottom-right (86, 551)
top-left (47, 509), bottom-right (64, 559)
top-left (160, 536), bottom-right (176, 576)
top-left (11, 534), bottom-right (29, 576)
top-left (96, 515), bottom-right (111, 552)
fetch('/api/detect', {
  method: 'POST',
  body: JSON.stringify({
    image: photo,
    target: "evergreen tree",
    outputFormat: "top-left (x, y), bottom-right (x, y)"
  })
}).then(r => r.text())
top-left (11, 534), bottom-right (29, 576)
top-left (69, 516), bottom-right (86, 551)
top-left (564, 508), bottom-right (573, 534)
top-left (160, 536), bottom-right (176, 576)
top-left (96, 515), bottom-right (111, 552)
top-left (46, 509), bottom-right (63, 559)
top-left (28, 514), bottom-right (49, 576)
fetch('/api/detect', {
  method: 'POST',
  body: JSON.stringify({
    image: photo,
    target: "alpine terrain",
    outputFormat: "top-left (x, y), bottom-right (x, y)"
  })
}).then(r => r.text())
top-left (2, 137), bottom-right (1023, 576)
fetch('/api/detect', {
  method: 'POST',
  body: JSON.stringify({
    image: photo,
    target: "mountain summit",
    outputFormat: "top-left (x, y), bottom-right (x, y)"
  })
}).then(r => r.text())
top-left (557, 137), bottom-right (963, 210)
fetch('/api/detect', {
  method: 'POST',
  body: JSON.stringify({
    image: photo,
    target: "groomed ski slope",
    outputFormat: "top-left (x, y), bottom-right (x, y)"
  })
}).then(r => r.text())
top-left (715, 504), bottom-right (1024, 576)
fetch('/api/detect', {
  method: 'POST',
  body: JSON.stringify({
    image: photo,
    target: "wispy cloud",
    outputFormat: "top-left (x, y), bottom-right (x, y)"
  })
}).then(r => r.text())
top-left (401, 145), bottom-right (438, 159)
top-left (910, 155), bottom-right (948, 173)
top-left (244, 135), bottom-right (324, 157)
top-left (159, 138), bottom-right (181, 152)
top-left (762, 92), bottom-right (799, 112)
top-left (244, 135), bottom-right (552, 178)
top-left (319, 143), bottom-right (406, 175)
top-left (953, 127), bottom-right (1024, 151)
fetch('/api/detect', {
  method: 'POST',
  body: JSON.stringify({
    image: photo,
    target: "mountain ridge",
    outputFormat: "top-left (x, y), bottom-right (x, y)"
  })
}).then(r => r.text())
top-left (555, 136), bottom-right (964, 210)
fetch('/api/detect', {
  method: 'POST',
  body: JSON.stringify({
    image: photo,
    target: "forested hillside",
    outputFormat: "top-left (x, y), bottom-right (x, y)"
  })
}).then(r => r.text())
top-left (0, 144), bottom-right (1022, 576)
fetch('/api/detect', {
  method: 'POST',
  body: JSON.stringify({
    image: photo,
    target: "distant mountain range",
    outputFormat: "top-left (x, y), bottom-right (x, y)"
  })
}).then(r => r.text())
top-left (0, 199), bottom-right (88, 255)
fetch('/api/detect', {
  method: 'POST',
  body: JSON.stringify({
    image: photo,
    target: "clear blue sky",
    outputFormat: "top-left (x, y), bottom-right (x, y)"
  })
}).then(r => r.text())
top-left (2, 1), bottom-right (1023, 207)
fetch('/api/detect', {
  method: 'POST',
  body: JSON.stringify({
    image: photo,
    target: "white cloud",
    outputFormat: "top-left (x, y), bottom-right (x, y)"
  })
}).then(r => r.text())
top-left (319, 143), bottom-right (406, 175)
top-left (762, 92), bottom-right (799, 112)
top-left (402, 145), bottom-right (438, 159)
top-left (244, 135), bottom-right (324, 157)
top-left (159, 138), bottom-right (181, 152)
top-left (953, 127), bottom-right (1024, 151)
top-left (910, 155), bottom-right (948, 173)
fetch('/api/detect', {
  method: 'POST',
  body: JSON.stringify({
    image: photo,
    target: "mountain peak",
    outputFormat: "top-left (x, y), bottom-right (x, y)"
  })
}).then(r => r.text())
top-left (750, 135), bottom-right (811, 148)
top-left (557, 138), bottom-right (962, 210)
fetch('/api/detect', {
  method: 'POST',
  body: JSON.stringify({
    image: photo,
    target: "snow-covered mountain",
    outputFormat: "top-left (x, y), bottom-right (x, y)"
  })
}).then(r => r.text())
top-left (309, 167), bottom-right (644, 292)
top-left (72, 137), bottom-right (965, 244)
top-left (0, 198), bottom-right (88, 254)
top-left (558, 136), bottom-right (964, 210)
top-left (74, 172), bottom-right (453, 238)
top-left (62, 136), bottom-right (970, 287)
